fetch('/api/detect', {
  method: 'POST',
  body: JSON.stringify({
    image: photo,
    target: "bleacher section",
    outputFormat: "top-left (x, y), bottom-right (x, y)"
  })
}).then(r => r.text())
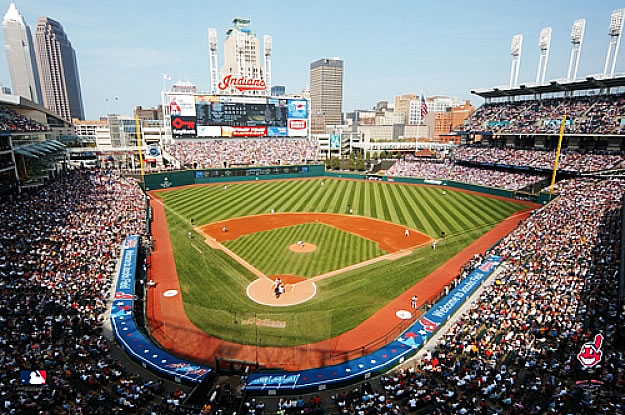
top-left (165, 138), bottom-right (319, 169)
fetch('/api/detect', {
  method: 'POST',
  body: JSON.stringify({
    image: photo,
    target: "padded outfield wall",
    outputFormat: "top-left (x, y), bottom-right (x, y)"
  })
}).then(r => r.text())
top-left (143, 165), bottom-right (325, 191)
top-left (143, 166), bottom-right (550, 204)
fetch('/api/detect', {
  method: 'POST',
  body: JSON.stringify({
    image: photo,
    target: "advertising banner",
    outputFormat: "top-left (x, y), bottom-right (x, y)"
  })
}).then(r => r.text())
top-left (543, 119), bottom-right (573, 127)
top-left (222, 126), bottom-right (268, 137)
top-left (197, 126), bottom-right (222, 137)
top-left (330, 134), bottom-right (341, 150)
top-left (110, 235), bottom-right (211, 383)
top-left (171, 116), bottom-right (197, 137)
top-left (268, 127), bottom-right (288, 137)
top-left (169, 95), bottom-right (196, 117)
top-left (288, 119), bottom-right (308, 137)
top-left (287, 99), bottom-right (308, 119)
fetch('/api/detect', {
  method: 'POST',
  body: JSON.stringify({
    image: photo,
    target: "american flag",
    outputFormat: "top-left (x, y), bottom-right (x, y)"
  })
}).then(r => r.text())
top-left (420, 95), bottom-right (428, 117)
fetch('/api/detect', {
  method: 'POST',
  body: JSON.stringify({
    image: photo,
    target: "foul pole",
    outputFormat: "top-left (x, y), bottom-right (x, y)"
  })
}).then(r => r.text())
top-left (549, 114), bottom-right (567, 199)
top-left (135, 115), bottom-right (146, 185)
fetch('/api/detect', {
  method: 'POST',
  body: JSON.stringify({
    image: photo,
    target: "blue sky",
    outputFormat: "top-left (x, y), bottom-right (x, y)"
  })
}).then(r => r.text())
top-left (1, 0), bottom-right (625, 119)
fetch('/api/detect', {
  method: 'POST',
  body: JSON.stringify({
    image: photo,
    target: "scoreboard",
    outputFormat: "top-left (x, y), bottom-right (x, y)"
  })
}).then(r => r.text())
top-left (169, 94), bottom-right (308, 138)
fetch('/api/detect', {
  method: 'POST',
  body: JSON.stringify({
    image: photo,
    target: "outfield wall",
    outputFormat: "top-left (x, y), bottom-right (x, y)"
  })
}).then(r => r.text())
top-left (143, 167), bottom-right (550, 203)
top-left (143, 165), bottom-right (325, 190)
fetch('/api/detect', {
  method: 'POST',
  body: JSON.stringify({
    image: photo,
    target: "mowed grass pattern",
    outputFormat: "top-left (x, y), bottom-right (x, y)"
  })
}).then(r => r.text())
top-left (158, 178), bottom-right (529, 346)
top-left (224, 223), bottom-right (386, 277)
top-left (160, 179), bottom-right (525, 238)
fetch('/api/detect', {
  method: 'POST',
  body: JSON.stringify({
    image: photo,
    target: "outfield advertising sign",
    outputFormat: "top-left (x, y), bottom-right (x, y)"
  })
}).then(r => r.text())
top-left (330, 134), bottom-right (341, 150)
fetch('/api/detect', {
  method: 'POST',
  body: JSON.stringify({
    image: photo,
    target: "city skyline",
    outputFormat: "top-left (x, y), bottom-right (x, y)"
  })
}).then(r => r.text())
top-left (1, 0), bottom-right (624, 120)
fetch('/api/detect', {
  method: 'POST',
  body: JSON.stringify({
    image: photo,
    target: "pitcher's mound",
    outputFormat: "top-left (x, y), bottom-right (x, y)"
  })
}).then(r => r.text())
top-left (288, 242), bottom-right (316, 253)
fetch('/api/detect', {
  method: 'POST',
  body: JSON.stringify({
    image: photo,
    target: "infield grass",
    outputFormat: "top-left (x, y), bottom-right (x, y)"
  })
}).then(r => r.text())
top-left (224, 223), bottom-right (386, 277)
top-left (158, 178), bottom-right (528, 346)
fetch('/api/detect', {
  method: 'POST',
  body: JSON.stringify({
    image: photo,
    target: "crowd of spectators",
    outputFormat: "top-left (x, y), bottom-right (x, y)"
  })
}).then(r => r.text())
top-left (386, 160), bottom-right (545, 191)
top-left (455, 146), bottom-right (625, 172)
top-left (1, 161), bottom-right (622, 414)
top-left (0, 169), bottom-right (202, 414)
top-left (327, 177), bottom-right (625, 414)
top-left (164, 139), bottom-right (319, 169)
top-left (0, 105), bottom-right (48, 132)
top-left (458, 93), bottom-right (625, 135)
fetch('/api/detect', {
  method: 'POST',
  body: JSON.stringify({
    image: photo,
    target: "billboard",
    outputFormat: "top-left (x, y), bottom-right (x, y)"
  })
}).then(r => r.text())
top-left (330, 134), bottom-right (341, 150)
top-left (288, 99), bottom-right (308, 119)
top-left (169, 95), bottom-right (196, 117)
top-left (288, 119), bottom-right (307, 137)
top-left (171, 116), bottom-right (197, 137)
top-left (222, 126), bottom-right (268, 137)
top-left (197, 126), bottom-right (221, 137)
top-left (268, 126), bottom-right (288, 136)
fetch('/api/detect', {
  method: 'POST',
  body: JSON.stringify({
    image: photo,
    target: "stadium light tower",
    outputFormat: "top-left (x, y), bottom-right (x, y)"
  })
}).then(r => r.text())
top-left (264, 35), bottom-right (272, 96)
top-left (509, 34), bottom-right (523, 88)
top-left (604, 8), bottom-right (625, 77)
top-left (208, 28), bottom-right (219, 94)
top-left (568, 19), bottom-right (585, 81)
top-left (536, 27), bottom-right (552, 85)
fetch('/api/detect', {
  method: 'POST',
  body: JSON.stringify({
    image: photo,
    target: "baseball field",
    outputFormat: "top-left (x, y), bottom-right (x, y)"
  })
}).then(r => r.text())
top-left (153, 178), bottom-right (528, 347)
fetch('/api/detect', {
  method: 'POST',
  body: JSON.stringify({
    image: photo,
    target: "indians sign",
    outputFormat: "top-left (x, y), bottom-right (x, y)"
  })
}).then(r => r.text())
top-left (218, 75), bottom-right (267, 92)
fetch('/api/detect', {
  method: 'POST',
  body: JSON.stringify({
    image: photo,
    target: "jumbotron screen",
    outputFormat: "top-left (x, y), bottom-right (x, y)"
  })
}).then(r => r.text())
top-left (169, 94), bottom-right (308, 138)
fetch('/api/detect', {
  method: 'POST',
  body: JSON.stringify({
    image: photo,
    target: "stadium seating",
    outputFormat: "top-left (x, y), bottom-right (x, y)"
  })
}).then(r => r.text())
top-left (386, 160), bottom-right (545, 191)
top-left (0, 105), bottom-right (48, 132)
top-left (1, 166), bottom-right (622, 414)
top-left (458, 93), bottom-right (625, 135)
top-left (454, 146), bottom-right (625, 173)
top-left (328, 177), bottom-right (625, 414)
top-left (165, 138), bottom-right (319, 169)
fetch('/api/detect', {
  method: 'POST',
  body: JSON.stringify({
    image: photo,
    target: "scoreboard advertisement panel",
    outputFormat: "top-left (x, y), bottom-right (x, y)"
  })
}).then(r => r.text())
top-left (170, 94), bottom-right (307, 138)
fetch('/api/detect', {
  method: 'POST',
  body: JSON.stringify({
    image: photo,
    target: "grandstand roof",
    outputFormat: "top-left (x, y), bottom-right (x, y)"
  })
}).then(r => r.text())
top-left (14, 140), bottom-right (65, 159)
top-left (0, 93), bottom-right (72, 127)
top-left (472, 74), bottom-right (625, 99)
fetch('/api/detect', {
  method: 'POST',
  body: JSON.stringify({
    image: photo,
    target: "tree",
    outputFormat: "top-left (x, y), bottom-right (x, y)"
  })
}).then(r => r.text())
top-left (330, 156), bottom-right (340, 170)
top-left (356, 159), bottom-right (365, 171)
top-left (372, 151), bottom-right (379, 160)
top-left (366, 151), bottom-right (371, 161)
top-left (348, 158), bottom-right (356, 170)
top-left (380, 150), bottom-right (387, 159)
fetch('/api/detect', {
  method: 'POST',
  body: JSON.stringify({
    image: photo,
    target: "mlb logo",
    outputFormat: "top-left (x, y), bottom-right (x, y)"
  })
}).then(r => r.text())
top-left (124, 237), bottom-right (137, 249)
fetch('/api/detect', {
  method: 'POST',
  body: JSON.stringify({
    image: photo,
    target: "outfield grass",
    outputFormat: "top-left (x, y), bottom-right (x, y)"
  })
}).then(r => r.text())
top-left (158, 178), bottom-right (528, 346)
top-left (224, 223), bottom-right (387, 278)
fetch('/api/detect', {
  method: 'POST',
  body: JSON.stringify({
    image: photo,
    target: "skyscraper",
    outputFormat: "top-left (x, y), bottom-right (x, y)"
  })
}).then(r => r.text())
top-left (34, 16), bottom-right (84, 120)
top-left (310, 58), bottom-right (343, 130)
top-left (220, 18), bottom-right (268, 95)
top-left (2, 3), bottom-right (42, 104)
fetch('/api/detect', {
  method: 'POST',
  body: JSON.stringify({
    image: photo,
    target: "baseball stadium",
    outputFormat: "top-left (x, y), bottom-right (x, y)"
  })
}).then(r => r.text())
top-left (1, 4), bottom-right (625, 415)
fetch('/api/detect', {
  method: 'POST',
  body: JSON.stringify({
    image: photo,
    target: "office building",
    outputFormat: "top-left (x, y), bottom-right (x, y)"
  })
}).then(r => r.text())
top-left (2, 3), bottom-right (42, 104)
top-left (34, 16), bottom-right (84, 120)
top-left (271, 85), bottom-right (285, 96)
top-left (310, 58), bottom-right (343, 130)
top-left (220, 18), bottom-right (267, 95)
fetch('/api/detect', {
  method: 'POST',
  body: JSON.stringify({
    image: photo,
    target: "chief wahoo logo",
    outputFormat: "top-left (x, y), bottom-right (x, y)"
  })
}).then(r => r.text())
top-left (577, 334), bottom-right (604, 368)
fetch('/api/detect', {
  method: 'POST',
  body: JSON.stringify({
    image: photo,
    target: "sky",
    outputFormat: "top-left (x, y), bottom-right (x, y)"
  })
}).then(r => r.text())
top-left (1, 0), bottom-right (625, 120)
